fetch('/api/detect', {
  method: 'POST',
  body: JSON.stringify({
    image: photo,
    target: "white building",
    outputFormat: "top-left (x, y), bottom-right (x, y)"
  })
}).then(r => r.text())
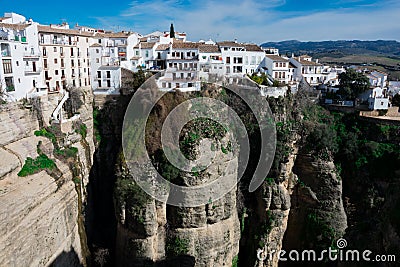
top-left (0, 13), bottom-right (46, 100)
top-left (321, 66), bottom-right (346, 86)
top-left (263, 47), bottom-right (279, 55)
top-left (366, 70), bottom-right (388, 87)
top-left (367, 87), bottom-right (389, 110)
top-left (262, 54), bottom-right (292, 84)
top-left (217, 41), bottom-right (264, 76)
top-left (89, 31), bottom-right (140, 93)
top-left (38, 24), bottom-right (94, 92)
top-left (157, 42), bottom-right (200, 91)
top-left (198, 44), bottom-right (224, 76)
top-left (289, 55), bottom-right (324, 86)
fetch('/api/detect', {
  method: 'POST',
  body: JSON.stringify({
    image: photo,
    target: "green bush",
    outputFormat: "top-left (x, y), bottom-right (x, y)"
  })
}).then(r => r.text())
top-left (55, 146), bottom-right (79, 158)
top-left (76, 123), bottom-right (87, 139)
top-left (166, 237), bottom-right (189, 256)
top-left (18, 154), bottom-right (56, 177)
top-left (34, 128), bottom-right (57, 145)
top-left (232, 255), bottom-right (239, 267)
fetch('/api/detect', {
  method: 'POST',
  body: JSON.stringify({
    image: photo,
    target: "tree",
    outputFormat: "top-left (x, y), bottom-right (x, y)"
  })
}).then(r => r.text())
top-left (170, 23), bottom-right (175, 38)
top-left (338, 69), bottom-right (370, 100)
top-left (392, 94), bottom-right (400, 107)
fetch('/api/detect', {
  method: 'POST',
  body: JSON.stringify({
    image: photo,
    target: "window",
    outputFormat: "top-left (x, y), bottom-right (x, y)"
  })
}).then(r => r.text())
top-left (192, 52), bottom-right (195, 57)
top-left (55, 70), bottom-right (59, 75)
top-left (71, 60), bottom-right (75, 67)
top-left (106, 71), bottom-right (111, 78)
top-left (188, 83), bottom-right (193, 87)
top-left (5, 77), bottom-right (14, 91)
top-left (187, 52), bottom-right (190, 57)
top-left (16, 61), bottom-right (19, 66)
top-left (61, 70), bottom-right (65, 77)
top-left (40, 34), bottom-right (44, 43)
top-left (96, 49), bottom-right (99, 53)
top-left (96, 58), bottom-right (99, 63)
top-left (44, 59), bottom-right (48, 69)
top-left (107, 80), bottom-right (111, 87)
top-left (2, 59), bottom-right (12, 73)
top-left (60, 47), bottom-right (63, 56)
top-left (54, 58), bottom-right (58, 64)
top-left (53, 47), bottom-right (57, 52)
top-left (70, 48), bottom-right (74, 57)
top-left (145, 50), bottom-right (149, 57)
top-left (233, 57), bottom-right (243, 64)
top-left (226, 57), bottom-right (230, 64)
top-left (43, 47), bottom-right (47, 56)
top-left (61, 59), bottom-right (64, 68)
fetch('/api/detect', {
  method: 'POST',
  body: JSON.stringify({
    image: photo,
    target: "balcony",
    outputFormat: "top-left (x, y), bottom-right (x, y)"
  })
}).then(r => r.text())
top-left (24, 67), bottom-right (42, 75)
top-left (23, 52), bottom-right (40, 58)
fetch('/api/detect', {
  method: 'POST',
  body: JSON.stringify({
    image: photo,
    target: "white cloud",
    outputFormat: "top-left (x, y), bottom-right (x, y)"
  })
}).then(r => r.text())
top-left (95, 0), bottom-right (400, 43)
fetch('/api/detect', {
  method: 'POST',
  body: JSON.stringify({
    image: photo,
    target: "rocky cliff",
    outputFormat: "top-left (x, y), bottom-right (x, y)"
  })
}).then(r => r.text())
top-left (0, 89), bottom-right (94, 266)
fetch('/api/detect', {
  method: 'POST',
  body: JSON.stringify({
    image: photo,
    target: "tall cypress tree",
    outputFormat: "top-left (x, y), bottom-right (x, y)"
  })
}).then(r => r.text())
top-left (170, 23), bottom-right (175, 38)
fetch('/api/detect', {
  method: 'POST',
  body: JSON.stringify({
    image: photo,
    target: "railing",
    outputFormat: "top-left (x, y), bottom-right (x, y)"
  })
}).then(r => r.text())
top-left (23, 52), bottom-right (40, 58)
top-left (24, 67), bottom-right (42, 74)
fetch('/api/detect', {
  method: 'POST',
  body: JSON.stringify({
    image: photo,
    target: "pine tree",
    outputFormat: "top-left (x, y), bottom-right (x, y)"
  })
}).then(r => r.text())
top-left (170, 23), bottom-right (175, 38)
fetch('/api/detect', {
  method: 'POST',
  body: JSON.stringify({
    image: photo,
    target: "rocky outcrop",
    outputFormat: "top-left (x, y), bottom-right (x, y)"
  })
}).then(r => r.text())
top-left (282, 153), bottom-right (347, 255)
top-left (114, 133), bottom-right (241, 266)
top-left (0, 89), bottom-right (94, 266)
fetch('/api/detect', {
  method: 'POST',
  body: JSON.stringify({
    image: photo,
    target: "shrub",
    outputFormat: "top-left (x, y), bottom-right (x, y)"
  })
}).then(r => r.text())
top-left (18, 154), bottom-right (56, 177)
top-left (166, 237), bottom-right (189, 256)
top-left (34, 128), bottom-right (57, 145)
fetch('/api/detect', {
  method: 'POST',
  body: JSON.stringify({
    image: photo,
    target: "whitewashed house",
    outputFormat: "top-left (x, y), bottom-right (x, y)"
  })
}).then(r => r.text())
top-left (38, 24), bottom-right (94, 92)
top-left (0, 13), bottom-right (46, 100)
top-left (217, 41), bottom-right (264, 76)
top-left (290, 55), bottom-right (324, 86)
top-left (89, 31), bottom-right (140, 93)
top-left (368, 87), bottom-right (389, 110)
top-left (198, 44), bottom-right (224, 76)
top-left (157, 42), bottom-right (200, 91)
top-left (366, 70), bottom-right (388, 87)
top-left (262, 54), bottom-right (291, 84)
top-left (321, 66), bottom-right (346, 86)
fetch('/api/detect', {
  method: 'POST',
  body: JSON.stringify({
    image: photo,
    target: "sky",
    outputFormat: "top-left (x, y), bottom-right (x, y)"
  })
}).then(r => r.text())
top-left (1, 0), bottom-right (400, 44)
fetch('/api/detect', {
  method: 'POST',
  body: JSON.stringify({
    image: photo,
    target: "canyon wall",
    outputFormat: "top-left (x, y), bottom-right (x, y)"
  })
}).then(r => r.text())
top-left (0, 89), bottom-right (94, 267)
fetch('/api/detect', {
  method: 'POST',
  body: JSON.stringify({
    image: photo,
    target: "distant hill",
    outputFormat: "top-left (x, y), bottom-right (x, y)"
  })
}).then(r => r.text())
top-left (260, 40), bottom-right (400, 58)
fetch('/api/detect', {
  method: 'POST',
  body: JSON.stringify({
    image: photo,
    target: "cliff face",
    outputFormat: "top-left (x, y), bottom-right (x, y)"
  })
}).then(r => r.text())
top-left (0, 90), bottom-right (94, 266)
top-left (114, 132), bottom-right (241, 267)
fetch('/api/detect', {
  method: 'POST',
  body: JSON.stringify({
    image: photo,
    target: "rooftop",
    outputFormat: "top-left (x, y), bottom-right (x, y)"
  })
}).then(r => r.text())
top-left (155, 44), bottom-right (170, 51)
top-left (199, 44), bottom-right (220, 53)
top-left (265, 54), bottom-right (289, 62)
top-left (0, 22), bottom-right (30, 31)
top-left (172, 42), bottom-right (199, 49)
top-left (217, 41), bottom-right (245, 48)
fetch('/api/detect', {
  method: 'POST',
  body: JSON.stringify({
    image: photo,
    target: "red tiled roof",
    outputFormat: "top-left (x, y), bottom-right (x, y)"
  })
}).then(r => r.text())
top-left (172, 42), bottom-right (199, 49)
top-left (199, 44), bottom-right (220, 53)
top-left (156, 44), bottom-right (170, 51)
